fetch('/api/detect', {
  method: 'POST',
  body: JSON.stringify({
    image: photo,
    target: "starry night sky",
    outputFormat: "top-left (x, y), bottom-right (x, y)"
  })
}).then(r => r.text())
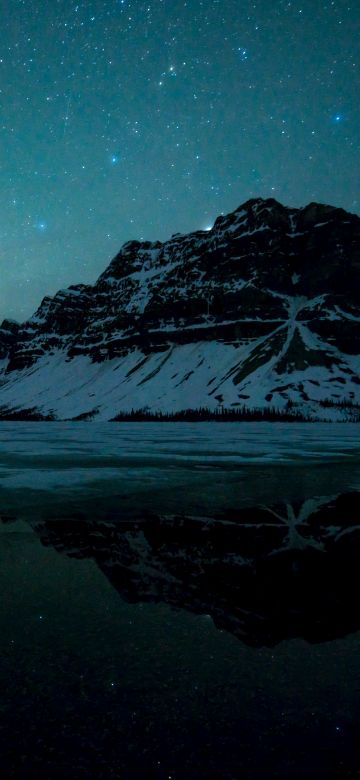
top-left (1, 0), bottom-right (359, 321)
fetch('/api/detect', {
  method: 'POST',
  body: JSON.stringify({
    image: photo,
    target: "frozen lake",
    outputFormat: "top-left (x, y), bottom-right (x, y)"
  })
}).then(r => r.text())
top-left (0, 421), bottom-right (359, 516)
top-left (1, 422), bottom-right (360, 778)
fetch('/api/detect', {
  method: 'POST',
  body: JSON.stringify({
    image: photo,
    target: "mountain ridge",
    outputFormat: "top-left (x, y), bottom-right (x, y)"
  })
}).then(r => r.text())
top-left (0, 196), bottom-right (359, 421)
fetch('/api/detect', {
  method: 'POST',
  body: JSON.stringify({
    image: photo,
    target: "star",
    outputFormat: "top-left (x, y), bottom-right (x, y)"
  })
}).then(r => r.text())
top-left (238, 48), bottom-right (248, 61)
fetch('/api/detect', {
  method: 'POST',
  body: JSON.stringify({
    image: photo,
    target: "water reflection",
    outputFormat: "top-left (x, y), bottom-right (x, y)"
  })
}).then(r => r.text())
top-left (1, 424), bottom-right (360, 778)
top-left (1, 496), bottom-right (360, 779)
top-left (3, 491), bottom-right (360, 648)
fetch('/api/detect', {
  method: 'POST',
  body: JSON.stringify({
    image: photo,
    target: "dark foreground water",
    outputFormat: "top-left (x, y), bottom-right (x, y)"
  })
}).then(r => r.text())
top-left (1, 423), bottom-right (360, 779)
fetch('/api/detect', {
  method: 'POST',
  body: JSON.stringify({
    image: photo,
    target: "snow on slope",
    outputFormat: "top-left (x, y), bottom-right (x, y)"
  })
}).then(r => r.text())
top-left (0, 321), bottom-right (359, 420)
top-left (0, 196), bottom-right (359, 420)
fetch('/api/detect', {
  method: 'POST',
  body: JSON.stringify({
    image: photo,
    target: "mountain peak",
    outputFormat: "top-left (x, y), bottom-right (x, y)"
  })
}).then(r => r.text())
top-left (237, 196), bottom-right (285, 212)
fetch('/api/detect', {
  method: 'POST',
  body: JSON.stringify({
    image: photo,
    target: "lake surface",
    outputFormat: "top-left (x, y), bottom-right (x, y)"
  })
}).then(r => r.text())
top-left (1, 422), bottom-right (360, 778)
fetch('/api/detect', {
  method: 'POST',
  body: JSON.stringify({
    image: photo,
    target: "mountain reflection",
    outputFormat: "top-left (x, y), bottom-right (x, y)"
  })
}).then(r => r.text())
top-left (4, 491), bottom-right (360, 647)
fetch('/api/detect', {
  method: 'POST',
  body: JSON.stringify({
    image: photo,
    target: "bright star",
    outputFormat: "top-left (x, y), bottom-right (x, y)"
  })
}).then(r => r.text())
top-left (238, 48), bottom-right (248, 61)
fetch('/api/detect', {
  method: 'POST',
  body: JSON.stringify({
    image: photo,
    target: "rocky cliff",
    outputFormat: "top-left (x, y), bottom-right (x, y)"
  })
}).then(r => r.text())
top-left (0, 197), bottom-right (359, 420)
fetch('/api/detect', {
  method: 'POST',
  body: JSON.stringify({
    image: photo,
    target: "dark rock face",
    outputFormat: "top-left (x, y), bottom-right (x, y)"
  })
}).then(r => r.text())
top-left (12, 491), bottom-right (360, 647)
top-left (0, 197), bottom-right (359, 418)
top-left (0, 319), bottom-right (20, 360)
top-left (6, 285), bottom-right (92, 371)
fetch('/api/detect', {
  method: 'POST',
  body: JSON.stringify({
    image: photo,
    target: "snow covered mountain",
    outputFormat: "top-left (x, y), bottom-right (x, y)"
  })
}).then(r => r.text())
top-left (0, 197), bottom-right (359, 420)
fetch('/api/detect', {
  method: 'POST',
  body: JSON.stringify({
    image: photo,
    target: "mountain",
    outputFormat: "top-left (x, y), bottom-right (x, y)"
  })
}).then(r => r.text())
top-left (3, 491), bottom-right (360, 647)
top-left (0, 197), bottom-right (359, 421)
